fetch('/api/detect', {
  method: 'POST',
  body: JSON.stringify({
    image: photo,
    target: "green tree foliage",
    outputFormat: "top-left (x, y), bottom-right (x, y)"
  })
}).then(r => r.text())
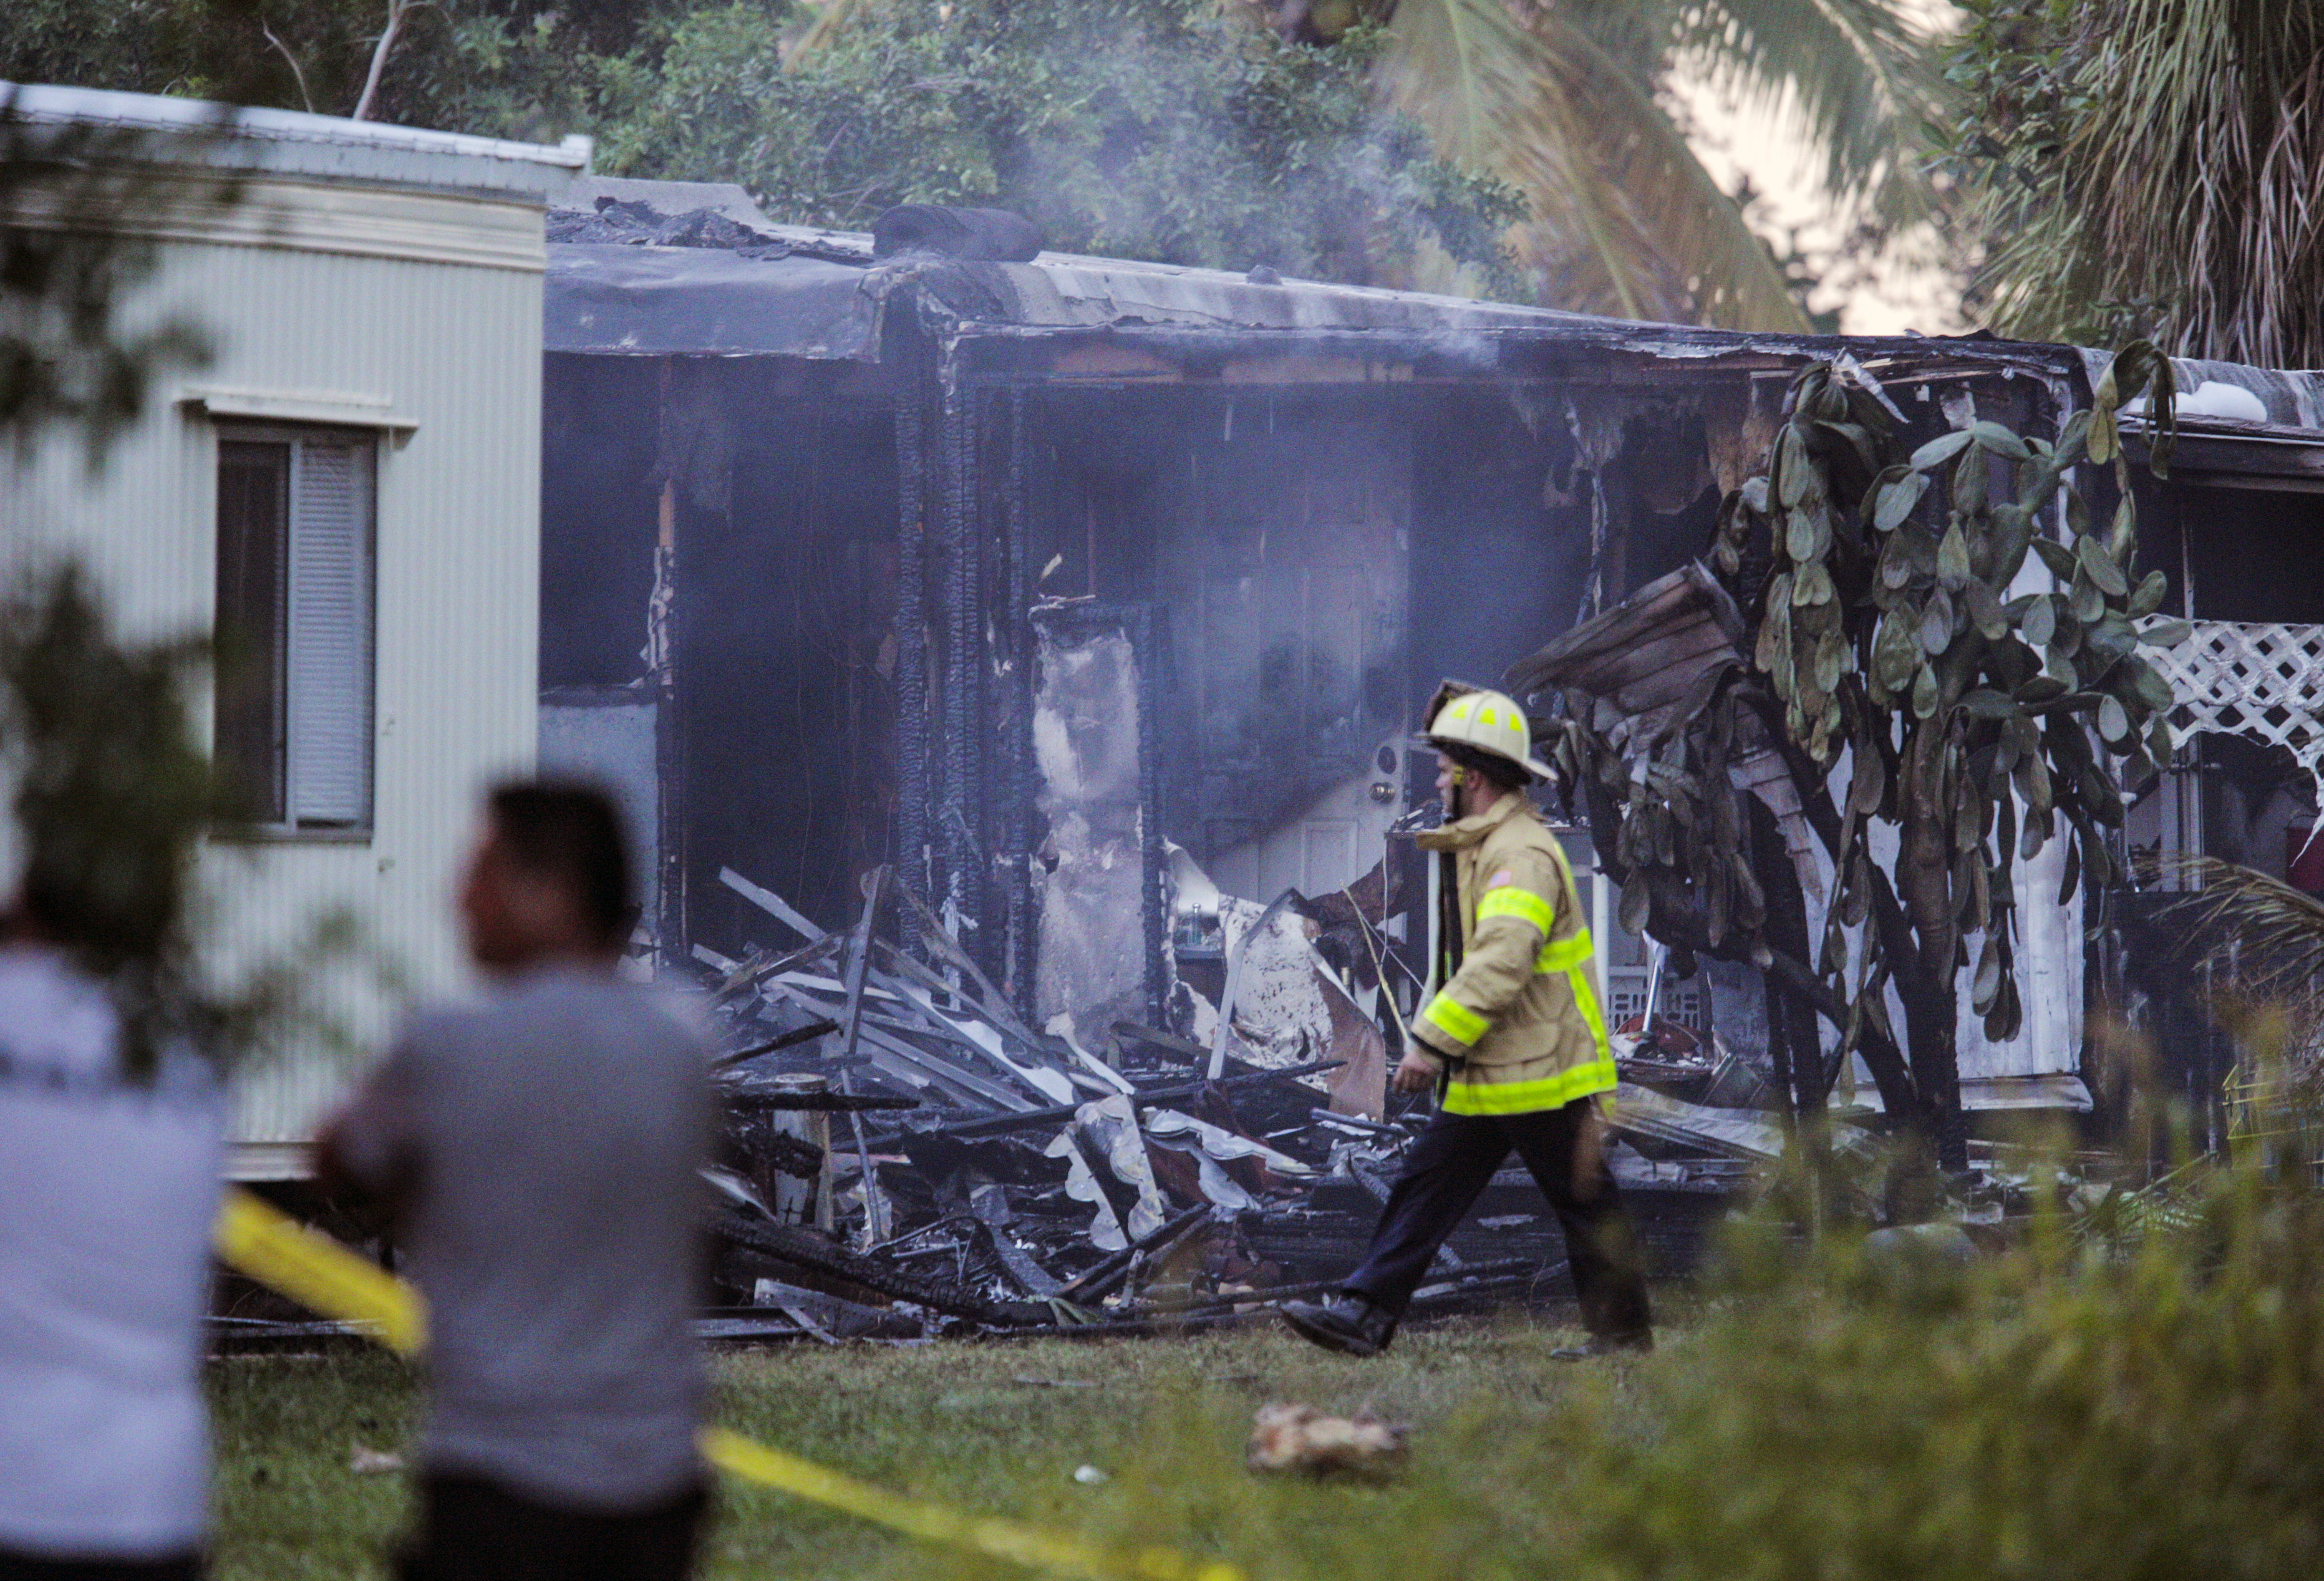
top-left (1553, 348), bottom-right (2179, 1163)
top-left (601, 0), bottom-right (1521, 287)
top-left (6, 0), bottom-right (1946, 318)
top-left (1940, 0), bottom-right (2324, 365)
top-left (0, 565), bottom-right (219, 1073)
top-left (0, 0), bottom-right (1520, 287)
top-left (0, 0), bottom-right (630, 139)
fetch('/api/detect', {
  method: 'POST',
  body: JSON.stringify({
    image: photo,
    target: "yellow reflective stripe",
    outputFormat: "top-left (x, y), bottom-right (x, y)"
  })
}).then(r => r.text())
top-left (1538, 838), bottom-right (1612, 1057)
top-left (1422, 992), bottom-right (1489, 1048)
top-left (1534, 927), bottom-right (1594, 974)
top-left (1443, 1056), bottom-right (1619, 1115)
top-left (1478, 886), bottom-right (1558, 934)
top-left (1567, 963), bottom-right (1612, 1062)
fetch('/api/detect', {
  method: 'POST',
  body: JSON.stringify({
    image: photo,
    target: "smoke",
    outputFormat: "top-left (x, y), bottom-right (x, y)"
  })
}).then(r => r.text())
top-left (605, 0), bottom-right (1523, 294)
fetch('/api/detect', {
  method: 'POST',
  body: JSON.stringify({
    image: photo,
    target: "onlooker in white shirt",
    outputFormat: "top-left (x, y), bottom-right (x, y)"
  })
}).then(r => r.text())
top-left (0, 912), bottom-right (224, 1580)
top-left (0, 561), bottom-right (234, 1581)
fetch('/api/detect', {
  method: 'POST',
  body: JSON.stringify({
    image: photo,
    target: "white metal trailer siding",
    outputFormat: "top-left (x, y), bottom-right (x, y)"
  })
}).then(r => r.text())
top-left (0, 91), bottom-right (585, 1170)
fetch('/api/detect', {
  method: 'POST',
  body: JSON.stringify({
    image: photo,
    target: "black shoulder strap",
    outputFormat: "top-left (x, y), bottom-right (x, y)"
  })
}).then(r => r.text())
top-left (1435, 848), bottom-right (1464, 981)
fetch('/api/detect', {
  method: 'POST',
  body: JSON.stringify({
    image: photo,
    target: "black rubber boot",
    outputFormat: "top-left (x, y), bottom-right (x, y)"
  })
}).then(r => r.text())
top-left (1279, 1292), bottom-right (1398, 1357)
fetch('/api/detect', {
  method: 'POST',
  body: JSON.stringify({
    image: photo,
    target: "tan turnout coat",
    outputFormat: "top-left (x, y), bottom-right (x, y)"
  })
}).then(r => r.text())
top-left (1406, 793), bottom-right (1616, 1115)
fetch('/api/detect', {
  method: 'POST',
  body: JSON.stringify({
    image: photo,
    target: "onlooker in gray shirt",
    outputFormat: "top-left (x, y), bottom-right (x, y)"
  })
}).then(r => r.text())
top-left (324, 782), bottom-right (716, 1581)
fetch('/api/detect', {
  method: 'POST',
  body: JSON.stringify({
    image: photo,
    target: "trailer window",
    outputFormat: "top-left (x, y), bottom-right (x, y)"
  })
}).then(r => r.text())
top-left (214, 427), bottom-right (376, 833)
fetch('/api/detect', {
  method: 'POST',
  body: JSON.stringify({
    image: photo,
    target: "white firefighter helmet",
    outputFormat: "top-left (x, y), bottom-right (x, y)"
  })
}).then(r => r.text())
top-left (1422, 683), bottom-right (1556, 782)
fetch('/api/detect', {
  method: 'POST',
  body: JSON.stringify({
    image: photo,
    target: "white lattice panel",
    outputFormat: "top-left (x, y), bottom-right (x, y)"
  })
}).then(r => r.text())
top-left (2142, 620), bottom-right (2324, 758)
top-left (1607, 980), bottom-right (1706, 1034)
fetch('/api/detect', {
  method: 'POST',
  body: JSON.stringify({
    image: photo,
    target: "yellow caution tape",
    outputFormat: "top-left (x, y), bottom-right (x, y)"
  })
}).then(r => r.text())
top-left (215, 1190), bottom-right (428, 1356)
top-left (700, 1430), bottom-right (1239, 1581)
top-left (213, 1189), bottom-right (1242, 1581)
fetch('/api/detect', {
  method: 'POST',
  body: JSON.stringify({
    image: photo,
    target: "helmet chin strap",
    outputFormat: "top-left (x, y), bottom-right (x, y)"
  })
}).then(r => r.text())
top-left (1445, 760), bottom-right (1477, 819)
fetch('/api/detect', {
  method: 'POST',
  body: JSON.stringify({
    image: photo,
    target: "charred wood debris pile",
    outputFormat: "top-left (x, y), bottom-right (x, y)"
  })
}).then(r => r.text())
top-left (688, 865), bottom-right (1760, 1347)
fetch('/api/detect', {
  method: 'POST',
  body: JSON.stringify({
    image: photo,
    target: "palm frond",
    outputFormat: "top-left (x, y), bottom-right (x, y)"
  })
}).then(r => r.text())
top-left (1970, 0), bottom-right (2324, 365)
top-left (1680, 0), bottom-right (1946, 230)
top-left (2160, 855), bottom-right (2324, 1008)
top-left (1379, 0), bottom-right (1808, 328)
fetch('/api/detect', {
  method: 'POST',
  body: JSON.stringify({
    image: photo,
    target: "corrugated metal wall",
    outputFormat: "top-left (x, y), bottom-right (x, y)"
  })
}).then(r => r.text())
top-left (1, 187), bottom-right (544, 1160)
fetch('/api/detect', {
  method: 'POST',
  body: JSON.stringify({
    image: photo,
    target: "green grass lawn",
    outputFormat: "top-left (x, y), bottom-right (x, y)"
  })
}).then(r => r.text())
top-left (206, 1199), bottom-right (2324, 1581)
top-left (208, 1314), bottom-right (1640, 1581)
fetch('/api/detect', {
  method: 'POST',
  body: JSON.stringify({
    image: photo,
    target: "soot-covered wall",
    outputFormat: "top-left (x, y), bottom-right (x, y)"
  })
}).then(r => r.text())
top-left (542, 355), bottom-right (659, 690)
top-left (1409, 386), bottom-right (1591, 709)
top-left (681, 362), bottom-right (900, 945)
top-left (1019, 378), bottom-right (1717, 891)
top-left (1031, 386), bottom-right (1413, 891)
top-left (539, 355), bottom-right (900, 955)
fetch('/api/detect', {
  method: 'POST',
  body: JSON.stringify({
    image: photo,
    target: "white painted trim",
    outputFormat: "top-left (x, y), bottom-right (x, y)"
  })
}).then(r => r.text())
top-left (3, 176), bottom-right (549, 272)
top-left (183, 385), bottom-right (418, 433)
top-left (3, 81), bottom-right (590, 181)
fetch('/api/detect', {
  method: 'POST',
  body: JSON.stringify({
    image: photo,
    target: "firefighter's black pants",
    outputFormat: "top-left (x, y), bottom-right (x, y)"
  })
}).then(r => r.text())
top-left (1341, 1096), bottom-right (1653, 1341)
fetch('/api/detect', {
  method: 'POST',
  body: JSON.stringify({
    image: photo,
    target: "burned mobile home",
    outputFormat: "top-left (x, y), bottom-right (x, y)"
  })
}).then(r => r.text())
top-left (523, 180), bottom-right (2324, 1328)
top-left (538, 179), bottom-right (2103, 1089)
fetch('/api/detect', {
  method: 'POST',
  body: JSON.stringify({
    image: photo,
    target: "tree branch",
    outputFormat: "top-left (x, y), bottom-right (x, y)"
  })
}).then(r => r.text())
top-left (260, 22), bottom-right (316, 115)
top-left (1734, 682), bottom-right (1946, 1010)
top-left (351, 0), bottom-right (433, 122)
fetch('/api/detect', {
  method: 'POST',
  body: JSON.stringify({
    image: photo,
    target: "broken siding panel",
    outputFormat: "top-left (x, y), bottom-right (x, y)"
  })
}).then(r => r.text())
top-left (1031, 621), bottom-right (1148, 1044)
top-left (1514, 562), bottom-right (1820, 894)
top-left (1508, 563), bottom-right (1741, 721)
top-left (1726, 746), bottom-right (1822, 898)
top-left (1202, 893), bottom-right (1389, 1119)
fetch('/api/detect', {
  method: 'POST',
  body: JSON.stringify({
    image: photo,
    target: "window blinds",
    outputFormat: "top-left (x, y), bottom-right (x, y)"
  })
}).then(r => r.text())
top-left (285, 438), bottom-right (373, 827)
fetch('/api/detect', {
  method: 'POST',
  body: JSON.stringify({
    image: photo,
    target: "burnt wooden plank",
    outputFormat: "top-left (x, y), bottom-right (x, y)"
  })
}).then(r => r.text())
top-left (711, 1205), bottom-right (1014, 1324)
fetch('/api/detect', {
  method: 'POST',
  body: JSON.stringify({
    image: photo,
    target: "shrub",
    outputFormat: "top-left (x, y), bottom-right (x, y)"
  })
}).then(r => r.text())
top-left (1571, 1157), bottom-right (2324, 1581)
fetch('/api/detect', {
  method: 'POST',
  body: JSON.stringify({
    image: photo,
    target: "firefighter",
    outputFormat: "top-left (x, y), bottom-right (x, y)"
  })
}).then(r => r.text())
top-left (1280, 683), bottom-right (1653, 1359)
